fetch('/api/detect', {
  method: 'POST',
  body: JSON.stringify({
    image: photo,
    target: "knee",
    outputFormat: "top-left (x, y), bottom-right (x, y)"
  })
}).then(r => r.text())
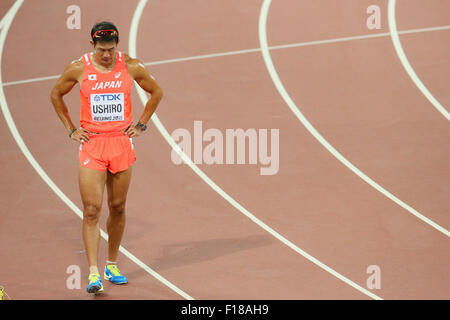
top-left (108, 200), bottom-right (126, 216)
top-left (83, 203), bottom-right (102, 223)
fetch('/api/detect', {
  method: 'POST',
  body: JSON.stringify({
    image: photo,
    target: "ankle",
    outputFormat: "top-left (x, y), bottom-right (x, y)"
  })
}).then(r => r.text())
top-left (89, 266), bottom-right (100, 275)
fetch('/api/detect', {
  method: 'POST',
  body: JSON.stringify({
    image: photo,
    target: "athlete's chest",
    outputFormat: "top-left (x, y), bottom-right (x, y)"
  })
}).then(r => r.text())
top-left (82, 69), bottom-right (132, 93)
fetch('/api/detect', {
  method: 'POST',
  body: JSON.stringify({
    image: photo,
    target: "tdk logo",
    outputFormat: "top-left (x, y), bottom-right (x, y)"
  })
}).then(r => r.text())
top-left (93, 94), bottom-right (122, 102)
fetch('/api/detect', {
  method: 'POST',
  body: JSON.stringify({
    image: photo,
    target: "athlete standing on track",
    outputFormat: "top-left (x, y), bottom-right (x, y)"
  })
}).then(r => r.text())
top-left (50, 21), bottom-right (163, 294)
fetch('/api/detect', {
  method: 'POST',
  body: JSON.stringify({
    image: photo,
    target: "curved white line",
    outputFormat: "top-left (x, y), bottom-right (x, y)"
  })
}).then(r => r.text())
top-left (130, 0), bottom-right (382, 300)
top-left (388, 0), bottom-right (450, 121)
top-left (0, 0), bottom-right (193, 300)
top-left (259, 0), bottom-right (449, 237)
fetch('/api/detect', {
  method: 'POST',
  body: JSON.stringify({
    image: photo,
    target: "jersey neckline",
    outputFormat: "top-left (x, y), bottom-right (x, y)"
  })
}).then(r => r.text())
top-left (87, 51), bottom-right (121, 75)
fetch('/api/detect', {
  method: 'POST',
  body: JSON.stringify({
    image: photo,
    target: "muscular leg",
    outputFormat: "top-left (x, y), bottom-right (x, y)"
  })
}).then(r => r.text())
top-left (106, 165), bottom-right (133, 263)
top-left (78, 163), bottom-right (107, 273)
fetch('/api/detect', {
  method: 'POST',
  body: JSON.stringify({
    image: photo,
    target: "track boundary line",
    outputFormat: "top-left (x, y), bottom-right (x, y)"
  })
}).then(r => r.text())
top-left (258, 0), bottom-right (449, 237)
top-left (0, 0), bottom-right (193, 300)
top-left (4, 25), bottom-right (450, 87)
top-left (388, 0), bottom-right (450, 120)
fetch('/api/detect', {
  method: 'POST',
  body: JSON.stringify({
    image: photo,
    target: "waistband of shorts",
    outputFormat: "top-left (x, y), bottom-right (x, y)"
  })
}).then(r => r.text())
top-left (85, 130), bottom-right (128, 138)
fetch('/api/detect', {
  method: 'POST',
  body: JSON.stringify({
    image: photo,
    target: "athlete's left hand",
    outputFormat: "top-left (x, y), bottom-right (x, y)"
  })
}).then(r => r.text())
top-left (124, 124), bottom-right (143, 138)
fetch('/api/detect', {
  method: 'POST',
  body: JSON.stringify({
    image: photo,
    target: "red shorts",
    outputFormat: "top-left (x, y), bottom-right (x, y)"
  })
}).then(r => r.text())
top-left (78, 131), bottom-right (136, 174)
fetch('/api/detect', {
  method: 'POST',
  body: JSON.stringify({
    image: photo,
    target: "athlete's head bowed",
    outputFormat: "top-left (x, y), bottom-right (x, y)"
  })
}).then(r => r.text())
top-left (90, 21), bottom-right (119, 66)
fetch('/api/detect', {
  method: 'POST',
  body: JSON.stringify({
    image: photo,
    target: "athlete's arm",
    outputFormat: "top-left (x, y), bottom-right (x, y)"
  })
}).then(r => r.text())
top-left (50, 60), bottom-right (90, 142)
top-left (125, 55), bottom-right (163, 137)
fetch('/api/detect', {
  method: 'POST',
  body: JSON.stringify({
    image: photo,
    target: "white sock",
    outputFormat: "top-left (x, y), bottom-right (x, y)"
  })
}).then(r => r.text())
top-left (106, 260), bottom-right (117, 266)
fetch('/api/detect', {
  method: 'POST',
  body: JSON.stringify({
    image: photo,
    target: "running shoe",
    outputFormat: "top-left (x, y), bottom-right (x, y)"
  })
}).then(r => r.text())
top-left (86, 273), bottom-right (104, 294)
top-left (104, 265), bottom-right (128, 284)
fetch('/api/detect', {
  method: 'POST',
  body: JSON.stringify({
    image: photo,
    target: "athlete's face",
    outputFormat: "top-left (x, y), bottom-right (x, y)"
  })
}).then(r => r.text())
top-left (93, 41), bottom-right (117, 66)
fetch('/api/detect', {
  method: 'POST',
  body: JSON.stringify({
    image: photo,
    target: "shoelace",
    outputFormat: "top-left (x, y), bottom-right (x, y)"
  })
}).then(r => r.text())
top-left (89, 273), bottom-right (101, 280)
top-left (107, 265), bottom-right (122, 276)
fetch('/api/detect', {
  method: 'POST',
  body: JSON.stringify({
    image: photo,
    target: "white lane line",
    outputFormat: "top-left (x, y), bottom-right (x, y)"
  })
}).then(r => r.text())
top-left (259, 0), bottom-right (449, 237)
top-left (269, 25), bottom-right (450, 50)
top-left (3, 74), bottom-right (60, 86)
top-left (144, 48), bottom-right (261, 66)
top-left (3, 24), bottom-right (450, 87)
top-left (131, 0), bottom-right (383, 300)
top-left (0, 0), bottom-right (193, 300)
top-left (398, 25), bottom-right (450, 35)
top-left (388, 0), bottom-right (450, 121)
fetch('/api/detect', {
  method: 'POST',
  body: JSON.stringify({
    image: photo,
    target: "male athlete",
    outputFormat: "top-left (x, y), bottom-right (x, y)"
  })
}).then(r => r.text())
top-left (50, 21), bottom-right (163, 294)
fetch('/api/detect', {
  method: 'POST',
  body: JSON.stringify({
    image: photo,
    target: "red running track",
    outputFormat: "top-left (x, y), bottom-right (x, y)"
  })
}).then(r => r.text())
top-left (0, 0), bottom-right (448, 299)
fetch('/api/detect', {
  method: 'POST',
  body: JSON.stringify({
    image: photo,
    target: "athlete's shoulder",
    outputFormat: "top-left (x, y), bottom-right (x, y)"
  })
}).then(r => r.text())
top-left (123, 53), bottom-right (145, 69)
top-left (123, 53), bottom-right (149, 80)
top-left (66, 56), bottom-right (84, 71)
top-left (61, 56), bottom-right (84, 80)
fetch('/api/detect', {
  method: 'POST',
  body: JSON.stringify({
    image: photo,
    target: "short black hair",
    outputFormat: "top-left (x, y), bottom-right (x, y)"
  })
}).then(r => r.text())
top-left (90, 21), bottom-right (119, 44)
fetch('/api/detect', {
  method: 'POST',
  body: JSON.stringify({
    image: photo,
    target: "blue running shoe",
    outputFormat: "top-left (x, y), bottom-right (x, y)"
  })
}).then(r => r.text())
top-left (86, 273), bottom-right (104, 294)
top-left (104, 265), bottom-right (127, 284)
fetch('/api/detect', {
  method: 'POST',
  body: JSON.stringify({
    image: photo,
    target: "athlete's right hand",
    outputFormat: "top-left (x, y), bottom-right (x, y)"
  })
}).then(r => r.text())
top-left (70, 127), bottom-right (90, 143)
